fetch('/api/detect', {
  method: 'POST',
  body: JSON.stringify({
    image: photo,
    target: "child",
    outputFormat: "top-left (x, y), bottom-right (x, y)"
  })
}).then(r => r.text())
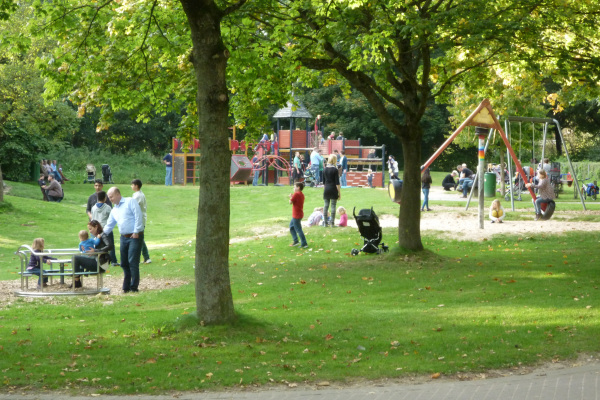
top-left (337, 206), bottom-right (348, 227)
top-left (289, 182), bottom-right (308, 248)
top-left (489, 199), bottom-right (505, 223)
top-left (307, 207), bottom-right (324, 227)
top-left (367, 169), bottom-right (374, 188)
top-left (27, 238), bottom-right (55, 287)
top-left (78, 230), bottom-right (97, 253)
top-left (91, 191), bottom-right (112, 228)
top-left (38, 174), bottom-right (48, 202)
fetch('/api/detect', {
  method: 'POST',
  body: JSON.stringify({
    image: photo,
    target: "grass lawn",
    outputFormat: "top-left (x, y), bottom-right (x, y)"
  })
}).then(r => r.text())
top-left (0, 180), bottom-right (599, 394)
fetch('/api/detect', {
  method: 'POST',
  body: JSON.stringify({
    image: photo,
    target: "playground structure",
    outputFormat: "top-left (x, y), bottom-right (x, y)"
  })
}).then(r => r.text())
top-left (420, 99), bottom-right (586, 228)
top-left (171, 100), bottom-right (390, 187)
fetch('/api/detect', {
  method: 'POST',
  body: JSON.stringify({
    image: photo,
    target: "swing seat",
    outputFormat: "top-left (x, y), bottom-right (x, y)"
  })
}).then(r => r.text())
top-left (540, 200), bottom-right (556, 220)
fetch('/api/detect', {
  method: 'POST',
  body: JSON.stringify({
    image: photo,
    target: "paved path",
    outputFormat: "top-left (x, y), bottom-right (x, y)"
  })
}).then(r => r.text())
top-left (1, 360), bottom-right (599, 400)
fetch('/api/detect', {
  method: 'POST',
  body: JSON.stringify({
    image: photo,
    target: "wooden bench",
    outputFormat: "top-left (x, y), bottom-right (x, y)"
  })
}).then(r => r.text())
top-left (14, 245), bottom-right (110, 297)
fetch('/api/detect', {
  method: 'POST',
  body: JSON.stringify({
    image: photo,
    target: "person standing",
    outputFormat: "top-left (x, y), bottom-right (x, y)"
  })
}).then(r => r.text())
top-left (162, 151), bottom-right (173, 186)
top-left (339, 150), bottom-right (348, 187)
top-left (104, 187), bottom-right (144, 293)
top-left (388, 156), bottom-right (399, 180)
top-left (323, 154), bottom-right (341, 227)
top-left (87, 181), bottom-right (117, 266)
top-left (421, 168), bottom-right (432, 211)
top-left (289, 182), bottom-right (308, 248)
top-left (131, 179), bottom-right (151, 264)
top-left (252, 153), bottom-right (260, 186)
top-left (292, 151), bottom-right (302, 184)
top-left (310, 148), bottom-right (322, 185)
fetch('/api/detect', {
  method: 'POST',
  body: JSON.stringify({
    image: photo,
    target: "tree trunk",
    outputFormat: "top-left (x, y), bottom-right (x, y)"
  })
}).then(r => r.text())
top-left (398, 131), bottom-right (423, 251)
top-left (180, 0), bottom-right (235, 325)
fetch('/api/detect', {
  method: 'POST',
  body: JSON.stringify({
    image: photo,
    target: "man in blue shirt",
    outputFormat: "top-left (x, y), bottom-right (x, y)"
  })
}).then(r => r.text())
top-left (162, 152), bottom-right (173, 186)
top-left (309, 148), bottom-right (323, 185)
top-left (339, 150), bottom-right (348, 187)
top-left (105, 187), bottom-right (144, 293)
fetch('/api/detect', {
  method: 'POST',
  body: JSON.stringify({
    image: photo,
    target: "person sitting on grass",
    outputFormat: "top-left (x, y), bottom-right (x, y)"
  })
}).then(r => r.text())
top-left (337, 206), bottom-right (348, 227)
top-left (71, 220), bottom-right (113, 288)
top-left (489, 199), bottom-right (505, 223)
top-left (27, 238), bottom-right (55, 288)
top-left (307, 207), bottom-right (324, 227)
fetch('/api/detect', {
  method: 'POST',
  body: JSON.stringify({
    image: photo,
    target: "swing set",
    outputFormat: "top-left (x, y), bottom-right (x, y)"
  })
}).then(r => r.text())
top-left (421, 99), bottom-right (586, 226)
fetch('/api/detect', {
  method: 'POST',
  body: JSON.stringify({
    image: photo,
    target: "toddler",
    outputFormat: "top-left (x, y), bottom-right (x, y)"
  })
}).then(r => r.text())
top-left (367, 169), bottom-right (374, 188)
top-left (489, 199), bottom-right (505, 223)
top-left (337, 206), bottom-right (348, 227)
top-left (78, 230), bottom-right (97, 253)
top-left (307, 207), bottom-right (324, 227)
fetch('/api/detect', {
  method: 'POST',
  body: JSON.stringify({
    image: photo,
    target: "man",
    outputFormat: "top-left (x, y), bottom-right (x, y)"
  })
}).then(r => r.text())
top-left (309, 148), bottom-right (323, 185)
top-left (131, 179), bottom-right (151, 264)
top-left (336, 132), bottom-right (344, 140)
top-left (41, 174), bottom-right (63, 202)
top-left (162, 151), bottom-right (173, 186)
top-left (87, 179), bottom-right (117, 266)
top-left (457, 164), bottom-right (474, 198)
top-left (104, 187), bottom-right (144, 293)
top-left (339, 150), bottom-right (348, 187)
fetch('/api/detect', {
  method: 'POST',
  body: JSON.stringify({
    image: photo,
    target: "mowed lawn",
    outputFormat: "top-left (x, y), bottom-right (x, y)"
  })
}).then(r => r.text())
top-left (0, 181), bottom-right (599, 394)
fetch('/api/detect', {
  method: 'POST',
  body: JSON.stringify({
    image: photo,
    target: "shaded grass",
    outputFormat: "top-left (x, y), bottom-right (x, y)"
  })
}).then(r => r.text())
top-left (0, 181), bottom-right (599, 393)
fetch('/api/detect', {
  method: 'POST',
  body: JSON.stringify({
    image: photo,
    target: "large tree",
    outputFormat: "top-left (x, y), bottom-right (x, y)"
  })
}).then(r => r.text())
top-left (226, 0), bottom-right (600, 250)
top-left (34, 0), bottom-right (248, 324)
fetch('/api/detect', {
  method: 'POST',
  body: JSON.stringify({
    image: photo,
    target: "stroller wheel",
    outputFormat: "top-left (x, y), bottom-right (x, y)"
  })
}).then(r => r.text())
top-left (351, 249), bottom-right (359, 256)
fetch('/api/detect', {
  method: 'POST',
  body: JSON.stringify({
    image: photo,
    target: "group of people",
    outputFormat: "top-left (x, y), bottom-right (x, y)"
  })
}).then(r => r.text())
top-left (29, 179), bottom-right (151, 293)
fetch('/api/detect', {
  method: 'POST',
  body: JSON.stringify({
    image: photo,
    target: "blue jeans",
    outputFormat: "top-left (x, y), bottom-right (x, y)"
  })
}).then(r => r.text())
top-left (165, 167), bottom-right (172, 186)
top-left (107, 231), bottom-right (118, 264)
top-left (289, 218), bottom-right (307, 246)
top-left (311, 165), bottom-right (320, 185)
top-left (253, 171), bottom-right (260, 186)
top-left (461, 179), bottom-right (473, 196)
top-left (340, 171), bottom-right (347, 187)
top-left (120, 235), bottom-right (142, 292)
top-left (534, 197), bottom-right (552, 214)
top-left (421, 188), bottom-right (430, 210)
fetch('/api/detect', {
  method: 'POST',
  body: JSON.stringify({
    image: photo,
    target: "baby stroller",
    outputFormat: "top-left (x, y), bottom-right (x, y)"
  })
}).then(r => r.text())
top-left (101, 164), bottom-right (114, 184)
top-left (304, 168), bottom-right (318, 187)
top-left (84, 164), bottom-right (96, 184)
top-left (351, 207), bottom-right (389, 255)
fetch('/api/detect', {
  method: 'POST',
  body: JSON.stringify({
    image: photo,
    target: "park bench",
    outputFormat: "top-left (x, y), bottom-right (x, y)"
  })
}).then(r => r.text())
top-left (14, 245), bottom-right (110, 297)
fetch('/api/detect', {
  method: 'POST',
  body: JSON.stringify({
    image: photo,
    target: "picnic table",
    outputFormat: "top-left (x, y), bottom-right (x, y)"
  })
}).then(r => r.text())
top-left (14, 245), bottom-right (110, 297)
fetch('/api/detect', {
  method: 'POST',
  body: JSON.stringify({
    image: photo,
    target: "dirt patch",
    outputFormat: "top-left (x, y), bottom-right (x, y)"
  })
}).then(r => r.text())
top-left (0, 275), bottom-right (188, 309)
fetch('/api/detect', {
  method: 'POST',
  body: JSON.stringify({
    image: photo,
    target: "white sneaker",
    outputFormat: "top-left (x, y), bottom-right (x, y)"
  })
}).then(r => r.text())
top-left (144, 259), bottom-right (152, 264)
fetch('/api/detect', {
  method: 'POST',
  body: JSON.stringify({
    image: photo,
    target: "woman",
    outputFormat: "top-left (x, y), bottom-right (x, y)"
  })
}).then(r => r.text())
top-left (71, 220), bottom-right (113, 288)
top-left (322, 154), bottom-right (341, 227)
top-left (525, 169), bottom-right (555, 221)
top-left (421, 168), bottom-right (432, 211)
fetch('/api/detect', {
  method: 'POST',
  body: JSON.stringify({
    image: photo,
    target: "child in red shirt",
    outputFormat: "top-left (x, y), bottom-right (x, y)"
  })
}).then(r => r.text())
top-left (289, 182), bottom-right (308, 248)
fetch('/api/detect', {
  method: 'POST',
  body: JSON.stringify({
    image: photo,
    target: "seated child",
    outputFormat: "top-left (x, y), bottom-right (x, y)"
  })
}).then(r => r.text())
top-left (489, 199), bottom-right (505, 223)
top-left (78, 230), bottom-right (97, 253)
top-left (337, 206), bottom-right (348, 227)
top-left (307, 207), bottom-right (324, 227)
top-left (27, 238), bottom-right (55, 287)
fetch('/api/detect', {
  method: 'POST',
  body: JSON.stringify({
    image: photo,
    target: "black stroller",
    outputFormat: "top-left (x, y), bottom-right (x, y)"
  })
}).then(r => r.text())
top-left (101, 164), bottom-right (114, 184)
top-left (351, 207), bottom-right (389, 255)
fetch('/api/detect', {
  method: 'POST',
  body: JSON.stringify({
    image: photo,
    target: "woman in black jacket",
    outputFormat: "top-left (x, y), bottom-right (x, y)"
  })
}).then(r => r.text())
top-left (323, 154), bottom-right (341, 227)
top-left (71, 220), bottom-right (113, 288)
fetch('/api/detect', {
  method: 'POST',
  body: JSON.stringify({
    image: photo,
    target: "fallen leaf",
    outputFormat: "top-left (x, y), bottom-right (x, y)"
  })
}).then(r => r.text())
top-left (431, 372), bottom-right (441, 379)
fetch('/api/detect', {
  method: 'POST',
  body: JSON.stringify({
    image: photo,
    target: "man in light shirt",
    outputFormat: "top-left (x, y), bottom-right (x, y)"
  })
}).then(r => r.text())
top-left (131, 179), bottom-right (151, 264)
top-left (105, 187), bottom-right (144, 293)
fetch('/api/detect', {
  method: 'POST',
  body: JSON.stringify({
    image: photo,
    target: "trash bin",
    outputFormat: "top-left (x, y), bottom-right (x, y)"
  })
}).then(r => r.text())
top-left (484, 172), bottom-right (496, 198)
top-left (31, 162), bottom-right (40, 182)
top-left (388, 179), bottom-right (403, 203)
